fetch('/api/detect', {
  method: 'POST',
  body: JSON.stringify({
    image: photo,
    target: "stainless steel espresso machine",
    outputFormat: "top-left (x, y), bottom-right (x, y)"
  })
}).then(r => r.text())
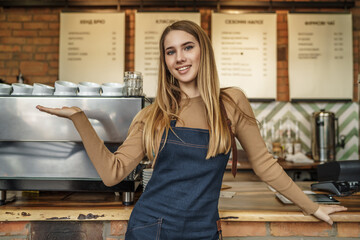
top-left (0, 96), bottom-right (144, 205)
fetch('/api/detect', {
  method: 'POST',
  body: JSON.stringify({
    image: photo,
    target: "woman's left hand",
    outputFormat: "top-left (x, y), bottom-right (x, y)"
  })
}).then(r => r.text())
top-left (313, 204), bottom-right (347, 225)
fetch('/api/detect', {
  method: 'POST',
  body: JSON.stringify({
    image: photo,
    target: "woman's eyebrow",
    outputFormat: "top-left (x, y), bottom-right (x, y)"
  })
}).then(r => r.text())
top-left (165, 41), bottom-right (195, 51)
top-left (181, 41), bottom-right (195, 46)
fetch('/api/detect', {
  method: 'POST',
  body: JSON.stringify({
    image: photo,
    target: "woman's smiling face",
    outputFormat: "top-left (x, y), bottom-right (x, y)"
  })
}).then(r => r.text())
top-left (164, 30), bottom-right (201, 89)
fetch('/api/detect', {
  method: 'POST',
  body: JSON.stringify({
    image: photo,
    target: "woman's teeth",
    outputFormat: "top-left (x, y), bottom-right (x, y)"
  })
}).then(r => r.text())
top-left (178, 66), bottom-right (190, 71)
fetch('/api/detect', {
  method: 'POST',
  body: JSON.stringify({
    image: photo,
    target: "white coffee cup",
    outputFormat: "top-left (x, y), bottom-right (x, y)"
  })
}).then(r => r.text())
top-left (54, 81), bottom-right (78, 96)
top-left (11, 83), bottom-right (33, 95)
top-left (101, 83), bottom-right (126, 96)
top-left (0, 83), bottom-right (12, 95)
top-left (32, 83), bottom-right (55, 96)
top-left (78, 82), bottom-right (101, 96)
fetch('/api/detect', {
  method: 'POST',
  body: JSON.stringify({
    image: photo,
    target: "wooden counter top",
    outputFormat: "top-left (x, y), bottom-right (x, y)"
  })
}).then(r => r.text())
top-left (219, 182), bottom-right (360, 222)
top-left (0, 191), bottom-right (133, 221)
top-left (1, 182), bottom-right (359, 222)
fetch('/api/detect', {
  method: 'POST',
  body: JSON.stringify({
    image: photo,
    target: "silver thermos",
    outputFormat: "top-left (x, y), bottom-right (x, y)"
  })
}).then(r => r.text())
top-left (311, 109), bottom-right (345, 162)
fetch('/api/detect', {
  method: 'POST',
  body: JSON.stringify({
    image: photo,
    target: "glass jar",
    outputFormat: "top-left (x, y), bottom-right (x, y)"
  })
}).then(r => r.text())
top-left (124, 71), bottom-right (143, 96)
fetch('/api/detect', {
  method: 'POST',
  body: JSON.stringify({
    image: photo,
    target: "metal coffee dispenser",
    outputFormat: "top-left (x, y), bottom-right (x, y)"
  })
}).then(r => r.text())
top-left (0, 95), bottom-right (144, 205)
top-left (311, 109), bottom-right (345, 162)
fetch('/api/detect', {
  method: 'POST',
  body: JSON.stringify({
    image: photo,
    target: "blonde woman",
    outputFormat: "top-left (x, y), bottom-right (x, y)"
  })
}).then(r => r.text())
top-left (37, 20), bottom-right (346, 239)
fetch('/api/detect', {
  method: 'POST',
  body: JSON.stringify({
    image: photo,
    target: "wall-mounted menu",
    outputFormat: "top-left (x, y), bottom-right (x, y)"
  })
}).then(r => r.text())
top-left (59, 13), bottom-right (125, 84)
top-left (212, 12), bottom-right (277, 99)
top-left (288, 13), bottom-right (353, 100)
top-left (135, 12), bottom-right (201, 98)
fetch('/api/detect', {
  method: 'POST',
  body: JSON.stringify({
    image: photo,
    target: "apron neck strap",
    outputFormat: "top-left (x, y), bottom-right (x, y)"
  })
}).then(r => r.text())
top-left (170, 119), bottom-right (176, 128)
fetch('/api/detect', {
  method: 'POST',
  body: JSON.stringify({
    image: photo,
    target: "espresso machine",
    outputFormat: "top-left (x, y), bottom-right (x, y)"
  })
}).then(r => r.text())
top-left (0, 95), bottom-right (144, 205)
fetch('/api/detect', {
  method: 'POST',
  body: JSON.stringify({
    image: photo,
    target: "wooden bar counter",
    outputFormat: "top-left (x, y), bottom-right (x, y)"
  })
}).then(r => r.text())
top-left (1, 182), bottom-right (360, 239)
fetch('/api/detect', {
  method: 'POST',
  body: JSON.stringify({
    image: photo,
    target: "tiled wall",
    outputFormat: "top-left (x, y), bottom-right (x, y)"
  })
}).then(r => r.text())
top-left (251, 101), bottom-right (359, 160)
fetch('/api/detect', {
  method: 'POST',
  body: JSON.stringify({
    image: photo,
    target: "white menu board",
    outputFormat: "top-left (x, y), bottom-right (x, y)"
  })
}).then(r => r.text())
top-left (135, 12), bottom-right (201, 97)
top-left (288, 13), bottom-right (353, 100)
top-left (59, 12), bottom-right (125, 84)
top-left (212, 12), bottom-right (277, 99)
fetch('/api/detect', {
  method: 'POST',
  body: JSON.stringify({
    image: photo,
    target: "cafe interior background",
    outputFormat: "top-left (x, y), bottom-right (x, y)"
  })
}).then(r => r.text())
top-left (1, 2), bottom-right (360, 239)
top-left (0, 0), bottom-right (359, 163)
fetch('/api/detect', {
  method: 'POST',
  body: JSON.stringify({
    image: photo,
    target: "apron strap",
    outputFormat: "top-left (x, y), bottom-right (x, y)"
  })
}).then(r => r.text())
top-left (219, 98), bottom-right (238, 178)
top-left (170, 119), bottom-right (176, 128)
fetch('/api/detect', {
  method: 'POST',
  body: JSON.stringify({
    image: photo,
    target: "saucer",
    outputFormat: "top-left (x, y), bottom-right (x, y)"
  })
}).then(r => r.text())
top-left (78, 92), bottom-right (101, 96)
top-left (54, 91), bottom-right (77, 96)
top-left (11, 92), bottom-right (33, 96)
top-left (101, 92), bottom-right (124, 96)
top-left (32, 92), bottom-right (54, 96)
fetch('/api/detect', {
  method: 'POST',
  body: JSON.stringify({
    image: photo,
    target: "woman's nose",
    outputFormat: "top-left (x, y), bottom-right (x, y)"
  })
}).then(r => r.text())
top-left (176, 52), bottom-right (186, 63)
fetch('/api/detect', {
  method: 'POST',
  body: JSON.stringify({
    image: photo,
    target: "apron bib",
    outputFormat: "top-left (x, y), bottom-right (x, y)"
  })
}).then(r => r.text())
top-left (125, 120), bottom-right (229, 240)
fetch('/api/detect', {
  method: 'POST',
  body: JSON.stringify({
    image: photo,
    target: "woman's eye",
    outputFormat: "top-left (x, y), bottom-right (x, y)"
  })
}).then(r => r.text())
top-left (166, 50), bottom-right (175, 55)
top-left (185, 45), bottom-right (193, 51)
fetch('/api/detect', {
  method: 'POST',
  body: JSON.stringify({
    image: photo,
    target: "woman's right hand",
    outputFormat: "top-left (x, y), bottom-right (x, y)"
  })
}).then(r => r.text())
top-left (36, 105), bottom-right (82, 119)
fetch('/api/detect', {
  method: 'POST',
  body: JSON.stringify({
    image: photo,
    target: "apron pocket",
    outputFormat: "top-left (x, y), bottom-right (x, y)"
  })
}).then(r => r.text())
top-left (125, 218), bottom-right (163, 240)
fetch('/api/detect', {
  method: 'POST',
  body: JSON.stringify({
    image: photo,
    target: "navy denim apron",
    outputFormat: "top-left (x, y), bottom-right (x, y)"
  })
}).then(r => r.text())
top-left (125, 120), bottom-right (229, 240)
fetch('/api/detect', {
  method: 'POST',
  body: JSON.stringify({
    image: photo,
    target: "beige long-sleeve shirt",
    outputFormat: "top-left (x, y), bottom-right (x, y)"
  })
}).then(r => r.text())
top-left (69, 88), bottom-right (319, 215)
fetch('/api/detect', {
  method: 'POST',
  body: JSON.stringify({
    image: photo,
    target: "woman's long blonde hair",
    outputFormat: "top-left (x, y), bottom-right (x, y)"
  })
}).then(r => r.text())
top-left (141, 20), bottom-right (238, 162)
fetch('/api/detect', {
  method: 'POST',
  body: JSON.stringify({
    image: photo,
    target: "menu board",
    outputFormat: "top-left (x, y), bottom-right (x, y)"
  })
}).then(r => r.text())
top-left (135, 12), bottom-right (201, 98)
top-left (212, 12), bottom-right (277, 99)
top-left (288, 13), bottom-right (353, 100)
top-left (59, 12), bottom-right (125, 84)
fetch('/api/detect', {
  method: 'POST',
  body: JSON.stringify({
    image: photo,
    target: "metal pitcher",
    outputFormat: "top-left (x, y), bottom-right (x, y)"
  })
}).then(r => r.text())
top-left (311, 109), bottom-right (345, 162)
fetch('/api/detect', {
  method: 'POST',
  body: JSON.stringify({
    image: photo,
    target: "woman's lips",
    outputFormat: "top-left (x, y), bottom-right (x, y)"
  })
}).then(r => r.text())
top-left (176, 65), bottom-right (191, 74)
